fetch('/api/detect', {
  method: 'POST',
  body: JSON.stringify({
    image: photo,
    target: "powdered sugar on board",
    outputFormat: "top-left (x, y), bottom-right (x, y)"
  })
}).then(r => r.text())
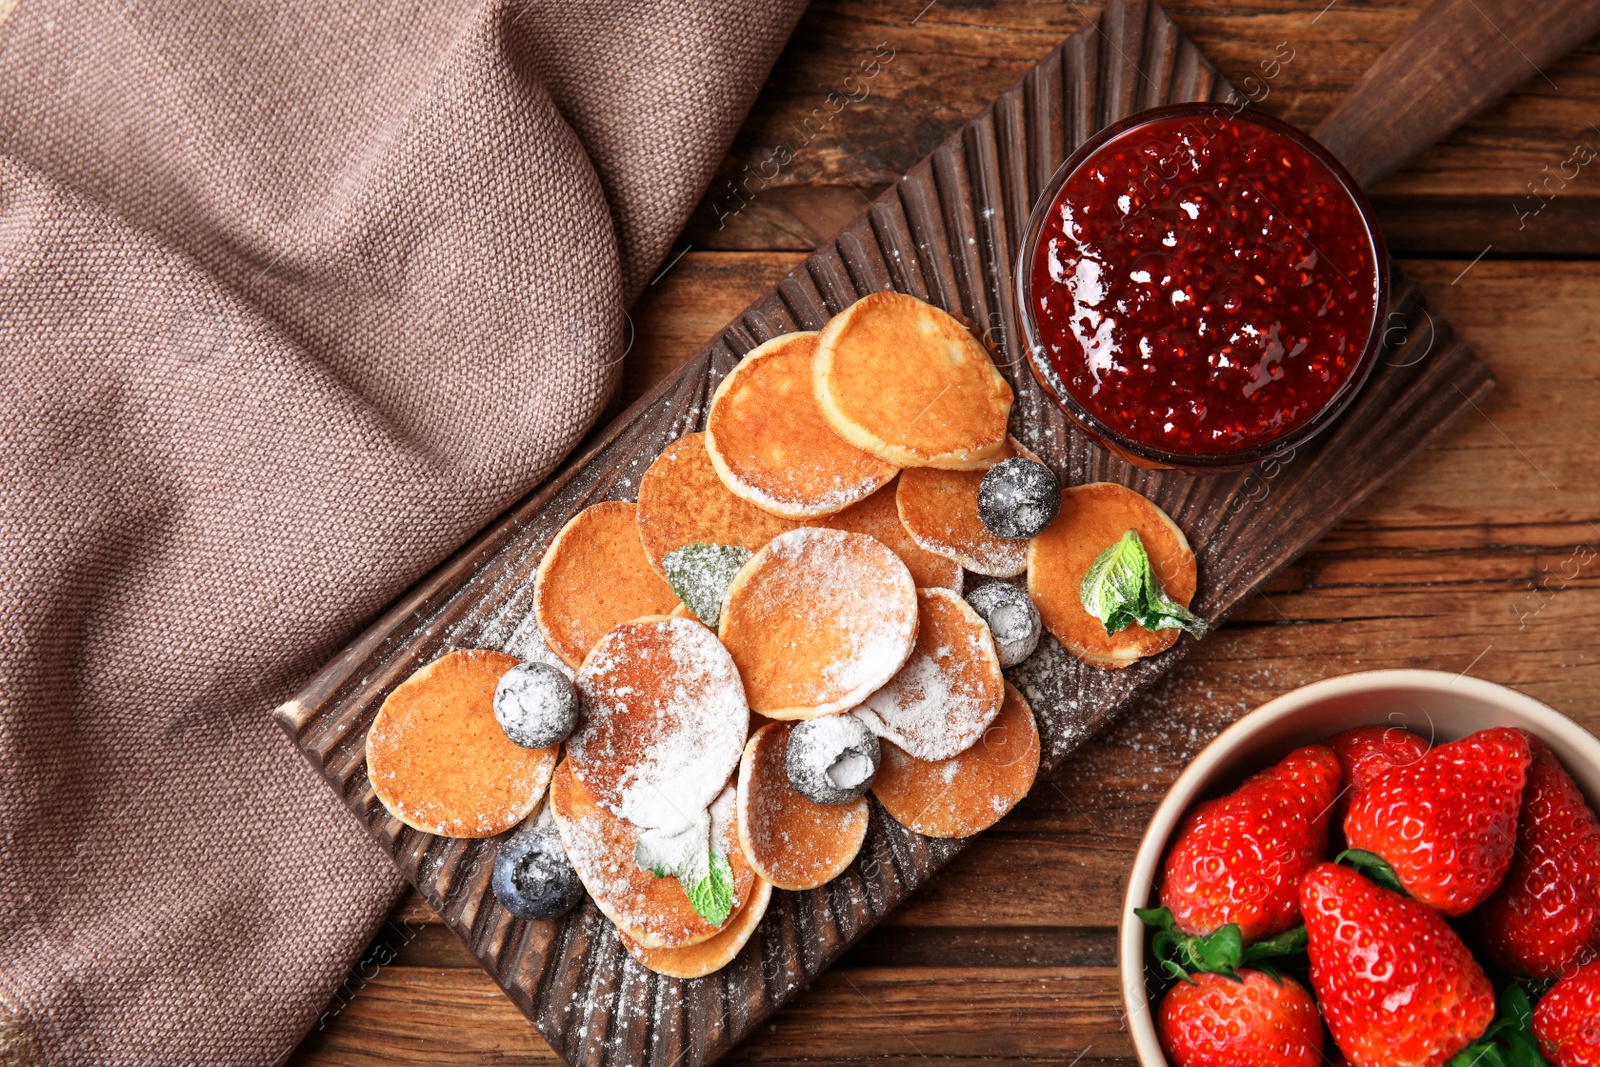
top-left (568, 617), bottom-right (749, 833)
top-left (855, 588), bottom-right (1004, 760)
top-left (503, 611), bottom-right (576, 680)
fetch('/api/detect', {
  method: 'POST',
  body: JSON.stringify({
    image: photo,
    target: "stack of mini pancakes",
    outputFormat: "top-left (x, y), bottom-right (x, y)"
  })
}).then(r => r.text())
top-left (365, 292), bottom-right (1200, 978)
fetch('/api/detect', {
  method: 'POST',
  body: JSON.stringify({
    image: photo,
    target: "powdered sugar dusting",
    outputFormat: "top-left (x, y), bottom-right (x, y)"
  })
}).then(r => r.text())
top-left (723, 527), bottom-right (917, 715)
top-left (569, 618), bottom-right (748, 833)
top-left (856, 590), bottom-right (1003, 760)
top-left (553, 773), bottom-right (743, 948)
top-left (503, 612), bottom-right (576, 680)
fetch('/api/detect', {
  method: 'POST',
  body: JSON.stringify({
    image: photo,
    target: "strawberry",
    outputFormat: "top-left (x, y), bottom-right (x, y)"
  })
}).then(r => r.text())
top-left (1157, 970), bottom-right (1323, 1067)
top-left (1342, 726), bottom-right (1531, 916)
top-left (1535, 958), bottom-right (1600, 1066)
top-left (1474, 733), bottom-right (1600, 979)
top-left (1160, 745), bottom-right (1341, 939)
top-left (1323, 724), bottom-right (1429, 820)
top-left (1300, 862), bottom-right (1494, 1067)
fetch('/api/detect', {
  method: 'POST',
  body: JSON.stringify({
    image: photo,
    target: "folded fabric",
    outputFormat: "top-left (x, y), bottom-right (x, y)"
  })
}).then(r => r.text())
top-left (0, 0), bottom-right (806, 1062)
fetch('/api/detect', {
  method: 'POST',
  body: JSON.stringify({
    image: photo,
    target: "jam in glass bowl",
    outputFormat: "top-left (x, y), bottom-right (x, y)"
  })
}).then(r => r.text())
top-left (1015, 103), bottom-right (1388, 471)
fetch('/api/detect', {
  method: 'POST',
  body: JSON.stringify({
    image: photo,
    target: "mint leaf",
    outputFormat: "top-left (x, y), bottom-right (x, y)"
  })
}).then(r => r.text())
top-left (633, 816), bottom-right (712, 886)
top-left (662, 543), bottom-right (753, 627)
top-left (685, 849), bottom-right (735, 927)
top-left (1080, 530), bottom-right (1207, 638)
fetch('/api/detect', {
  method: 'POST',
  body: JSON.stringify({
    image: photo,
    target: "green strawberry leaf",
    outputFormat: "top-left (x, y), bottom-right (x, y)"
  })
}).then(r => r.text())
top-left (684, 848), bottom-right (735, 928)
top-left (1135, 908), bottom-right (1306, 982)
top-left (1243, 924), bottom-right (1308, 962)
top-left (662, 543), bottom-right (752, 628)
top-left (1080, 530), bottom-right (1207, 638)
top-left (1189, 924), bottom-right (1244, 976)
top-left (1449, 984), bottom-right (1551, 1067)
top-left (1336, 848), bottom-right (1408, 894)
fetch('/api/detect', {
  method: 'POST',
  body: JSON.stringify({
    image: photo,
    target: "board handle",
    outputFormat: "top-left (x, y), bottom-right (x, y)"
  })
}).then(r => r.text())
top-left (1313, 0), bottom-right (1600, 189)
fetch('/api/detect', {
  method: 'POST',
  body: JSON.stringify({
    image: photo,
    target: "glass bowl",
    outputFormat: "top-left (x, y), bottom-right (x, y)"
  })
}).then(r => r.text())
top-left (1014, 103), bottom-right (1389, 472)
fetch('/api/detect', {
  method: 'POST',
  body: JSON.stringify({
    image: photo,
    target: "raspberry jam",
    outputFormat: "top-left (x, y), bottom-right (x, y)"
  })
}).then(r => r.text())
top-left (1020, 105), bottom-right (1384, 466)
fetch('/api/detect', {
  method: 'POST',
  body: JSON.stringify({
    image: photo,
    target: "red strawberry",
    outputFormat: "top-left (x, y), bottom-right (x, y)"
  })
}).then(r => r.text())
top-left (1474, 734), bottom-right (1600, 978)
top-left (1342, 726), bottom-right (1531, 916)
top-left (1535, 958), bottom-right (1600, 1066)
top-left (1157, 969), bottom-right (1324, 1067)
top-left (1160, 745), bottom-right (1341, 940)
top-left (1300, 862), bottom-right (1494, 1067)
top-left (1323, 724), bottom-right (1429, 819)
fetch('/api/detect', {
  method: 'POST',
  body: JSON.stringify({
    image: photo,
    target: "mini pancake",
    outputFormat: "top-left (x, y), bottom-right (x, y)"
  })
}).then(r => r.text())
top-left (856, 587), bottom-right (1004, 761)
top-left (814, 291), bottom-right (1012, 470)
top-left (872, 682), bottom-right (1039, 839)
top-left (896, 438), bottom-right (1039, 577)
top-left (534, 501), bottom-right (680, 669)
top-left (635, 433), bottom-right (801, 575)
top-left (817, 477), bottom-right (963, 593)
top-left (706, 332), bottom-right (897, 519)
top-left (568, 616), bottom-right (748, 830)
top-left (550, 761), bottom-right (755, 949)
top-left (367, 649), bottom-right (556, 838)
top-left (719, 528), bottom-right (917, 719)
top-left (736, 722), bottom-right (869, 891)
top-left (1027, 482), bottom-right (1197, 669)
top-left (620, 877), bottom-right (772, 979)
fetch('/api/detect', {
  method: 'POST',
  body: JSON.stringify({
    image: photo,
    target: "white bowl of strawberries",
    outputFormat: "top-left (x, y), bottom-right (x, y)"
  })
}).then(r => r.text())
top-left (1120, 669), bottom-right (1600, 1067)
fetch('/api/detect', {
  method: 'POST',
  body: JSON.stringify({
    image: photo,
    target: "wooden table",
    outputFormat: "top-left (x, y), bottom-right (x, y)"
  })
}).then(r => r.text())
top-left (290, 2), bottom-right (1600, 1063)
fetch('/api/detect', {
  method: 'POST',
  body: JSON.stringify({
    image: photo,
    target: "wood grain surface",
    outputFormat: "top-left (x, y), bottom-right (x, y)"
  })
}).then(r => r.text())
top-left (287, 1), bottom-right (1600, 1064)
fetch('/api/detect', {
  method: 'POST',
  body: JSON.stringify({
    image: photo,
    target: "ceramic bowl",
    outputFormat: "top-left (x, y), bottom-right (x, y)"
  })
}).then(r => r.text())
top-left (1118, 669), bottom-right (1600, 1065)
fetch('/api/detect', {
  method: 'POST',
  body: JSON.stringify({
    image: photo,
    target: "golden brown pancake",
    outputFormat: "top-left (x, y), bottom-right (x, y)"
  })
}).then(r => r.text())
top-left (895, 438), bottom-right (1039, 577)
top-left (619, 877), bottom-right (772, 979)
top-left (814, 292), bottom-right (1012, 470)
top-left (551, 761), bottom-right (755, 949)
top-left (706, 332), bottom-right (897, 519)
top-left (534, 501), bottom-right (680, 669)
top-left (366, 649), bottom-right (556, 838)
top-left (817, 476), bottom-right (963, 593)
top-left (567, 616), bottom-right (749, 829)
top-left (1027, 482), bottom-right (1197, 669)
top-left (719, 528), bottom-right (917, 719)
top-left (635, 432), bottom-right (801, 574)
top-left (855, 587), bottom-right (1004, 760)
top-left (736, 722), bottom-right (869, 891)
top-left (872, 682), bottom-right (1039, 838)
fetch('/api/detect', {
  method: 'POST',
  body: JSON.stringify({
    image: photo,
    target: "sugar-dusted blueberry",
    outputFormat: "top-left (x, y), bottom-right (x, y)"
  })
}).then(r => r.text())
top-left (964, 581), bottom-right (1042, 667)
top-left (977, 457), bottom-right (1060, 539)
top-left (494, 661), bottom-right (578, 749)
top-left (786, 714), bottom-right (881, 805)
top-left (492, 813), bottom-right (584, 921)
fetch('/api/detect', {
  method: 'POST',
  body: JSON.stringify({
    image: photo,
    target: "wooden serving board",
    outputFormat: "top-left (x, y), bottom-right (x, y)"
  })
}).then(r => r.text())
top-left (274, 1), bottom-right (1494, 1063)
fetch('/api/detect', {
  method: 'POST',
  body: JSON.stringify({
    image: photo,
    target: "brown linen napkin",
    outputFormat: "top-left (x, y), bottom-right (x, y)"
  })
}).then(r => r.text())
top-left (0, 0), bottom-right (806, 1062)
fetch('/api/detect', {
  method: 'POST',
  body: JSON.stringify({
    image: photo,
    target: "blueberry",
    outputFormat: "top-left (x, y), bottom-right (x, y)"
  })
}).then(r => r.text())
top-left (786, 714), bottom-right (881, 805)
top-left (965, 581), bottom-right (1041, 667)
top-left (494, 661), bottom-right (578, 749)
top-left (492, 817), bottom-right (584, 921)
top-left (977, 458), bottom-right (1060, 540)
